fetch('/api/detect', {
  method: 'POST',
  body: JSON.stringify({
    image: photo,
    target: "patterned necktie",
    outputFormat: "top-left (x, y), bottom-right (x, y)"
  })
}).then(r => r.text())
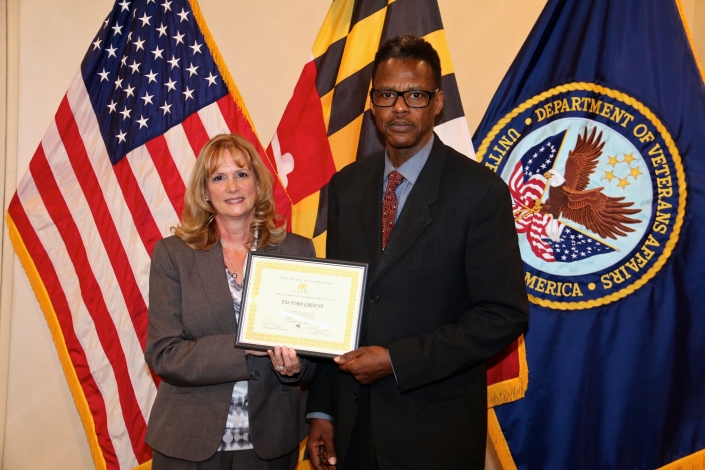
top-left (382, 170), bottom-right (404, 250)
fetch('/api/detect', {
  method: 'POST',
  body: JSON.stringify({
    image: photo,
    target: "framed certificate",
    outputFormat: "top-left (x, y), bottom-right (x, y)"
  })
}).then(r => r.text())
top-left (235, 252), bottom-right (368, 358)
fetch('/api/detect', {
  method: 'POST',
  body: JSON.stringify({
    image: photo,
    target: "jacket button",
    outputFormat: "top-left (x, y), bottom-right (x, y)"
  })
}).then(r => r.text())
top-left (353, 392), bottom-right (359, 401)
top-left (249, 370), bottom-right (260, 380)
top-left (370, 295), bottom-right (380, 304)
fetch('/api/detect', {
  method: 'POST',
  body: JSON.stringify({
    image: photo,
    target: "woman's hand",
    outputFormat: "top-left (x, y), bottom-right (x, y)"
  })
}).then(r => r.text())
top-left (268, 346), bottom-right (302, 377)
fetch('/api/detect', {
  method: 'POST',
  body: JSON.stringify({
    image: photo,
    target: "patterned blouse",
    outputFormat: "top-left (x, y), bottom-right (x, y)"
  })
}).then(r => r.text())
top-left (218, 267), bottom-right (253, 451)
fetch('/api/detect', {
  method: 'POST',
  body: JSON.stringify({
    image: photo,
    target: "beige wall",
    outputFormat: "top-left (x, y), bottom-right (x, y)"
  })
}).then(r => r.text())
top-left (1, 1), bottom-right (703, 469)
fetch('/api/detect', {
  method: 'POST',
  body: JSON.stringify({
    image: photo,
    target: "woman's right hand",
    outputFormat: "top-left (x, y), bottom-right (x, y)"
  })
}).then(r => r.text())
top-left (268, 346), bottom-right (303, 377)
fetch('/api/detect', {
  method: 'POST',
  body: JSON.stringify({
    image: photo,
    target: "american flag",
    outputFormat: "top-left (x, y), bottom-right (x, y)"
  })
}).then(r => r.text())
top-left (5, 1), bottom-right (289, 468)
top-left (508, 131), bottom-right (565, 262)
top-left (544, 225), bottom-right (615, 262)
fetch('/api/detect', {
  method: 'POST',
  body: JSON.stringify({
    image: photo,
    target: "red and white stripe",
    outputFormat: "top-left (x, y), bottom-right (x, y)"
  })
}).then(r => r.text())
top-left (8, 70), bottom-right (274, 469)
top-left (508, 162), bottom-right (555, 262)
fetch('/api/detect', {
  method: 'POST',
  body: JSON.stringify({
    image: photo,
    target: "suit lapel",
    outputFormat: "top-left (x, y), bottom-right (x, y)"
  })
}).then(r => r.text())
top-left (357, 156), bottom-right (385, 271)
top-left (195, 240), bottom-right (236, 334)
top-left (369, 139), bottom-right (445, 286)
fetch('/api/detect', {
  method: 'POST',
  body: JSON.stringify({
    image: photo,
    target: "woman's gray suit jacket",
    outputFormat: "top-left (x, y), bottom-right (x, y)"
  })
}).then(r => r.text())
top-left (145, 233), bottom-right (316, 462)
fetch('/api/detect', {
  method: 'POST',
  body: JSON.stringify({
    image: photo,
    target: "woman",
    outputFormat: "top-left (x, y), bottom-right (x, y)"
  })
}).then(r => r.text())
top-left (145, 134), bottom-right (316, 469)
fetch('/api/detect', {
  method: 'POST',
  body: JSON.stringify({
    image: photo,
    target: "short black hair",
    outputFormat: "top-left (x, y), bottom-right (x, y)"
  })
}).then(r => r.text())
top-left (372, 35), bottom-right (442, 89)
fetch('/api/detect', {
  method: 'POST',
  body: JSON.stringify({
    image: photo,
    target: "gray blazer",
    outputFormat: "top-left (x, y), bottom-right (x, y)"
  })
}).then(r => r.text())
top-left (145, 232), bottom-right (316, 462)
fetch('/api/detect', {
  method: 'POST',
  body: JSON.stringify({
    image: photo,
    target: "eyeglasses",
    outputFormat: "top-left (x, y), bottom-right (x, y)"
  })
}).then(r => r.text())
top-left (369, 89), bottom-right (439, 108)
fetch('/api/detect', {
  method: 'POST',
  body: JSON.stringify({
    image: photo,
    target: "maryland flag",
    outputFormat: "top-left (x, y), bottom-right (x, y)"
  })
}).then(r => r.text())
top-left (266, 0), bottom-right (474, 254)
top-left (268, 0), bottom-right (528, 427)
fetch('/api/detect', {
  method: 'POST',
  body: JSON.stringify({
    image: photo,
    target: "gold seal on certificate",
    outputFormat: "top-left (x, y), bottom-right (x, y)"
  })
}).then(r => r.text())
top-left (236, 252), bottom-right (368, 358)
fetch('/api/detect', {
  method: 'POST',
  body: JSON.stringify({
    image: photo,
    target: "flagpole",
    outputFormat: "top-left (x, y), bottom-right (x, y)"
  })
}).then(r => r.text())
top-left (0, 0), bottom-right (20, 465)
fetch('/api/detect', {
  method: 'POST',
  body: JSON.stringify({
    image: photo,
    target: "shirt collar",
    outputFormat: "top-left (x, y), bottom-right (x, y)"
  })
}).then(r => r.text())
top-left (383, 135), bottom-right (434, 184)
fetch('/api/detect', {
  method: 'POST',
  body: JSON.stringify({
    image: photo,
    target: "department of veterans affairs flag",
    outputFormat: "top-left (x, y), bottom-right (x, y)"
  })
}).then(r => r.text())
top-left (5, 1), bottom-right (288, 469)
top-left (266, 0), bottom-right (527, 413)
top-left (473, 0), bottom-right (705, 468)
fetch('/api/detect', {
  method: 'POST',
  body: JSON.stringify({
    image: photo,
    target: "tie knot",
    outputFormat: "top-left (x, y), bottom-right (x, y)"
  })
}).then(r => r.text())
top-left (386, 170), bottom-right (404, 192)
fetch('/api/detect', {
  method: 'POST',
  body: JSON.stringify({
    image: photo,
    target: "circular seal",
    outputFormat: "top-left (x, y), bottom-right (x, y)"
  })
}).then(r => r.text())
top-left (476, 83), bottom-right (686, 310)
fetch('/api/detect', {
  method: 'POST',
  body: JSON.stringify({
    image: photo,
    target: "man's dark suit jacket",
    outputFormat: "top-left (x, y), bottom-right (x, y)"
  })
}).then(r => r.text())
top-left (306, 136), bottom-right (529, 469)
top-left (145, 233), bottom-right (315, 462)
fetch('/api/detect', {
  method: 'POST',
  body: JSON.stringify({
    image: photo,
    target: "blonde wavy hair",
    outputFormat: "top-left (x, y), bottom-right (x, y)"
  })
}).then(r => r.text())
top-left (173, 134), bottom-right (286, 250)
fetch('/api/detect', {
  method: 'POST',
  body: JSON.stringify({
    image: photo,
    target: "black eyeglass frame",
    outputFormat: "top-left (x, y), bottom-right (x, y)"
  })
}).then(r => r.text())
top-left (369, 88), bottom-right (440, 108)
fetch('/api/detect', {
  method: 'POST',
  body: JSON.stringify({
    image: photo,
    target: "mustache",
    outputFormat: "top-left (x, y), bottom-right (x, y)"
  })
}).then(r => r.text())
top-left (387, 119), bottom-right (415, 126)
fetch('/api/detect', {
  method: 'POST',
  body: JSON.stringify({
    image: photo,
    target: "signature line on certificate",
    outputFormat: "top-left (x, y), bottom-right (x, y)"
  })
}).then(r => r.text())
top-left (281, 310), bottom-right (335, 332)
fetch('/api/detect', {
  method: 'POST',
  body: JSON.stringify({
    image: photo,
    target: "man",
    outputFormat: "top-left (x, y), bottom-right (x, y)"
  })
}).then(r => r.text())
top-left (306, 35), bottom-right (529, 469)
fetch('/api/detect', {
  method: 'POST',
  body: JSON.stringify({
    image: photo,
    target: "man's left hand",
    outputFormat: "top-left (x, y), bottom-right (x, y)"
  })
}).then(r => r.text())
top-left (334, 346), bottom-right (393, 385)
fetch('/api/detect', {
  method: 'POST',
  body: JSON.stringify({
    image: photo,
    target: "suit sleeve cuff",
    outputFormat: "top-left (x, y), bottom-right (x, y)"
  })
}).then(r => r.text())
top-left (388, 348), bottom-right (398, 384)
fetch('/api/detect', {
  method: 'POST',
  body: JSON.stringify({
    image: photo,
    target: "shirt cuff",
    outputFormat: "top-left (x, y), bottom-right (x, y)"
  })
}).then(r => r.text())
top-left (306, 412), bottom-right (334, 422)
top-left (388, 348), bottom-right (398, 384)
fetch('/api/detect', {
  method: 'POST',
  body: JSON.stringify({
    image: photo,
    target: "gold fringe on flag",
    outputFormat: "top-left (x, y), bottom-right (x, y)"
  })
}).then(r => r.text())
top-left (5, 214), bottom-right (107, 470)
top-left (188, 0), bottom-right (292, 205)
top-left (658, 448), bottom-right (705, 470)
top-left (132, 460), bottom-right (152, 470)
top-left (487, 335), bottom-right (529, 408)
top-left (488, 408), bottom-right (517, 470)
top-left (294, 437), bottom-right (314, 470)
top-left (675, 0), bottom-right (705, 83)
top-left (661, 8), bottom-right (705, 469)
top-left (187, 0), bottom-right (257, 139)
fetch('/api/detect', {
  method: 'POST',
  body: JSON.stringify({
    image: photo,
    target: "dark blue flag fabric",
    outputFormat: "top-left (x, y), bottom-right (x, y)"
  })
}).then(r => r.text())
top-left (472, 0), bottom-right (705, 468)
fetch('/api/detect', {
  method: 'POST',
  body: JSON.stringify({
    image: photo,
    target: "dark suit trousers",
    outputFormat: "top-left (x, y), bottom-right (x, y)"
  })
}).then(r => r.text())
top-left (343, 386), bottom-right (380, 470)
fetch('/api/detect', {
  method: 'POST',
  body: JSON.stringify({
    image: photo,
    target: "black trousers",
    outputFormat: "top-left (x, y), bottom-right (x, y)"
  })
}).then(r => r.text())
top-left (343, 386), bottom-right (380, 470)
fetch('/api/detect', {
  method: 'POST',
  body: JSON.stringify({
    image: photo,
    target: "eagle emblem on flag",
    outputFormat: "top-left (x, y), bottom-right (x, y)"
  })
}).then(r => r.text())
top-left (511, 126), bottom-right (643, 266)
top-left (478, 83), bottom-right (684, 308)
top-left (538, 127), bottom-right (641, 241)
